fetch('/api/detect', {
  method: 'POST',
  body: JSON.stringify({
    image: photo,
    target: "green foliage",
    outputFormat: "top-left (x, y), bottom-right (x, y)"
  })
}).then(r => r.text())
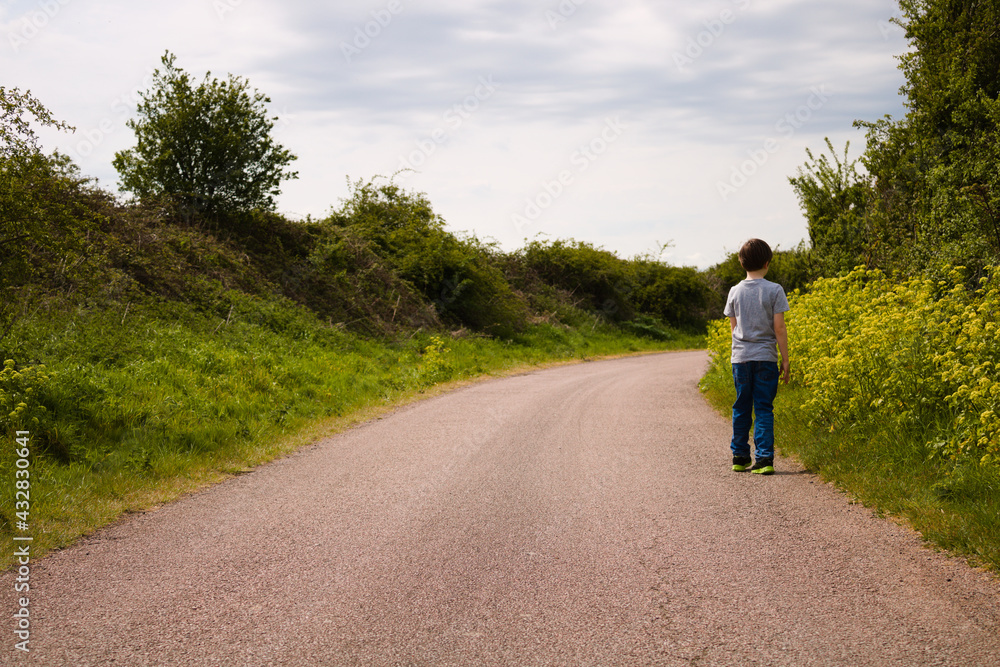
top-left (0, 152), bottom-right (119, 342)
top-left (768, 241), bottom-right (819, 293)
top-left (0, 359), bottom-right (51, 432)
top-left (796, 1), bottom-right (1000, 277)
top-left (303, 223), bottom-right (441, 336)
top-left (0, 86), bottom-right (74, 158)
top-left (628, 255), bottom-right (711, 328)
top-left (704, 316), bottom-right (732, 377)
top-left (1, 90), bottom-right (81, 340)
top-left (113, 51), bottom-right (298, 220)
top-left (417, 335), bottom-right (454, 384)
top-left (512, 238), bottom-right (713, 329)
top-left (618, 315), bottom-right (673, 341)
top-left (327, 178), bottom-right (529, 337)
top-left (516, 239), bottom-right (633, 319)
top-left (2, 152), bottom-right (707, 345)
top-left (788, 139), bottom-right (873, 275)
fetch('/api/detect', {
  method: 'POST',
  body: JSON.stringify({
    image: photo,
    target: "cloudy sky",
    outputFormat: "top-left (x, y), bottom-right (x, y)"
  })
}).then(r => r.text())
top-left (2, 0), bottom-right (910, 268)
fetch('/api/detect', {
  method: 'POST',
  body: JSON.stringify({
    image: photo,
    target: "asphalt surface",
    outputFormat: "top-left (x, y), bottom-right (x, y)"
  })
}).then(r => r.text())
top-left (4, 350), bottom-right (1000, 666)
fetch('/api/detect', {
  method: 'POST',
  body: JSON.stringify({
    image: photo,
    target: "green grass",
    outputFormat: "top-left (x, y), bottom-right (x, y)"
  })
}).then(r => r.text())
top-left (1, 299), bottom-right (704, 569)
top-left (700, 363), bottom-right (1000, 573)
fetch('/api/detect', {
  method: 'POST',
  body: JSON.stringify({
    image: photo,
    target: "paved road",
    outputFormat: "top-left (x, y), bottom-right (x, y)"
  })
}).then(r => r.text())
top-left (4, 350), bottom-right (1000, 666)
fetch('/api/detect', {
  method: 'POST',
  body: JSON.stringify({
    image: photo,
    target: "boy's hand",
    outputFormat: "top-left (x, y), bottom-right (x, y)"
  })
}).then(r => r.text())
top-left (780, 358), bottom-right (791, 385)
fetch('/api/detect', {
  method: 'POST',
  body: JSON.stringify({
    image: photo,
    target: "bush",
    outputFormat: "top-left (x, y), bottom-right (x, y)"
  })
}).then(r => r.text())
top-left (629, 258), bottom-right (713, 328)
top-left (327, 178), bottom-right (529, 337)
top-left (515, 239), bottom-right (632, 319)
top-left (512, 239), bottom-right (714, 328)
top-left (0, 151), bottom-right (124, 342)
top-left (0, 359), bottom-right (52, 434)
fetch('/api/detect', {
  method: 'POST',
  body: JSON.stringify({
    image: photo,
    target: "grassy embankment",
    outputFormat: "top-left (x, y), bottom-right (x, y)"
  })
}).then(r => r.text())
top-left (700, 267), bottom-right (1000, 572)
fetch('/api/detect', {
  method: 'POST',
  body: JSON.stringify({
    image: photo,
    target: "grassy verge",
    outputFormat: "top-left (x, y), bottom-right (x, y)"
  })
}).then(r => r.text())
top-left (700, 364), bottom-right (1000, 573)
top-left (1, 300), bottom-right (703, 569)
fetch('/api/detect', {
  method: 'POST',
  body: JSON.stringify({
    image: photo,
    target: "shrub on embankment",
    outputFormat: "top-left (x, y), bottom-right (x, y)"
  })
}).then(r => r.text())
top-left (702, 266), bottom-right (1000, 570)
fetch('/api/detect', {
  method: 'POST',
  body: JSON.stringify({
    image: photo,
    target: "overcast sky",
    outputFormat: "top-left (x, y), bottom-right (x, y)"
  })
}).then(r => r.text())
top-left (2, 0), bottom-right (910, 268)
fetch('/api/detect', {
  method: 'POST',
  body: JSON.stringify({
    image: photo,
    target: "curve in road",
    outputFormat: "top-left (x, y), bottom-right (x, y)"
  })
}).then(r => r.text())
top-left (4, 350), bottom-right (999, 666)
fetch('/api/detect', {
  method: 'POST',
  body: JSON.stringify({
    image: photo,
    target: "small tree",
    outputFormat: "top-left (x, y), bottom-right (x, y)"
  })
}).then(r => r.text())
top-left (114, 51), bottom-right (298, 220)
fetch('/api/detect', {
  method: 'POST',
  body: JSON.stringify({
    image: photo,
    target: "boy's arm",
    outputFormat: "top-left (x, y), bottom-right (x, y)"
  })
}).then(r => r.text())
top-left (773, 312), bottom-right (790, 384)
top-left (729, 316), bottom-right (737, 333)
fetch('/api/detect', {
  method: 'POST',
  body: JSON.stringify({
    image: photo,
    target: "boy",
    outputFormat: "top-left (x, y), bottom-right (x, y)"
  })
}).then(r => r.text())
top-left (724, 238), bottom-right (790, 475)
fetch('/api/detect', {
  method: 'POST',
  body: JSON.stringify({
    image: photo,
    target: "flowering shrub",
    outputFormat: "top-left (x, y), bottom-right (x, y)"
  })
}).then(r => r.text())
top-left (705, 317), bottom-right (732, 378)
top-left (705, 266), bottom-right (1000, 466)
top-left (0, 359), bottom-right (52, 432)
top-left (418, 335), bottom-right (453, 384)
top-left (937, 271), bottom-right (1000, 463)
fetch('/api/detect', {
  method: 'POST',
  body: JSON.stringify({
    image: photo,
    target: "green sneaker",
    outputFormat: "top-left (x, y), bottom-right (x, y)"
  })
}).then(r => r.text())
top-left (750, 458), bottom-right (775, 475)
top-left (732, 456), bottom-right (752, 472)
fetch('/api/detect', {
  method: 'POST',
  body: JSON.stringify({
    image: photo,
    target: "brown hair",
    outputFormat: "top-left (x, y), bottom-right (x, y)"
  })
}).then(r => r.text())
top-left (738, 238), bottom-right (773, 272)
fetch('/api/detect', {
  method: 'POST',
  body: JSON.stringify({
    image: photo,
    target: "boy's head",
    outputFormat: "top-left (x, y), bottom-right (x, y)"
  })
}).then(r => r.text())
top-left (738, 238), bottom-right (773, 273)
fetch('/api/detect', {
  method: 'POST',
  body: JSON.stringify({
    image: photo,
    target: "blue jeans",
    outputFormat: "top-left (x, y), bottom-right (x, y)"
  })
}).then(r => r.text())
top-left (731, 361), bottom-right (779, 460)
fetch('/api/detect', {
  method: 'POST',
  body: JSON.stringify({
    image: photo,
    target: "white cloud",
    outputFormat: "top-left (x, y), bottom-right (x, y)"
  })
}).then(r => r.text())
top-left (1, 0), bottom-right (910, 268)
